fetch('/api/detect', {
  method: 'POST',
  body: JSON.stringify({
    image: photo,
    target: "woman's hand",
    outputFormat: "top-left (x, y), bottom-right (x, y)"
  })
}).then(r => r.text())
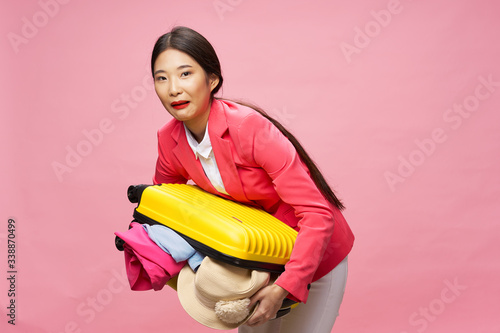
top-left (245, 284), bottom-right (289, 327)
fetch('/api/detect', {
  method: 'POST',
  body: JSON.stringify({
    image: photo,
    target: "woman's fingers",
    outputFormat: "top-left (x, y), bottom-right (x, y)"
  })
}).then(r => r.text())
top-left (245, 284), bottom-right (289, 326)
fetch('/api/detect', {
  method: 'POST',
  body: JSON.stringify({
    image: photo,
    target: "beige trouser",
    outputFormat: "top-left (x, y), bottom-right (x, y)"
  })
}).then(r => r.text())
top-left (238, 256), bottom-right (348, 333)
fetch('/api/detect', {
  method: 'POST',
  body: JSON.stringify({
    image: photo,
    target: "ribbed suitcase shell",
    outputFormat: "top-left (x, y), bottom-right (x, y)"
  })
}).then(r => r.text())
top-left (132, 184), bottom-right (297, 272)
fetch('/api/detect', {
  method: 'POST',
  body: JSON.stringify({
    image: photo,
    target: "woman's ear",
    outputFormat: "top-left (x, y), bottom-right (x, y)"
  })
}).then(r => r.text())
top-left (209, 74), bottom-right (220, 92)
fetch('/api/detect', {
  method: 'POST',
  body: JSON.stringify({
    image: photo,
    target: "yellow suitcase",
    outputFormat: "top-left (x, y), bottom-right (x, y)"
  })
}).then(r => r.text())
top-left (125, 183), bottom-right (298, 273)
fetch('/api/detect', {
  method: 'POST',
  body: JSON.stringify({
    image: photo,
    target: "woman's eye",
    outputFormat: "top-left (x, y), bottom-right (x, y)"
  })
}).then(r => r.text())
top-left (155, 76), bottom-right (167, 81)
top-left (181, 71), bottom-right (191, 77)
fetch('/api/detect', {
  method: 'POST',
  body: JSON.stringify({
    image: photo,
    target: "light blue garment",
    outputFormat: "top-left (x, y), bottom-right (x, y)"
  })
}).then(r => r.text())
top-left (142, 224), bottom-right (205, 271)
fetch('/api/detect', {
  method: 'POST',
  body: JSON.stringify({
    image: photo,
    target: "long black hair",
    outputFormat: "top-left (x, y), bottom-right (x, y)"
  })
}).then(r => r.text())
top-left (151, 26), bottom-right (345, 210)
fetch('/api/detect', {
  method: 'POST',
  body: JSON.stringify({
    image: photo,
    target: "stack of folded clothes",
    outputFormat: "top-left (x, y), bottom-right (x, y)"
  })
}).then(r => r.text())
top-left (114, 222), bottom-right (205, 291)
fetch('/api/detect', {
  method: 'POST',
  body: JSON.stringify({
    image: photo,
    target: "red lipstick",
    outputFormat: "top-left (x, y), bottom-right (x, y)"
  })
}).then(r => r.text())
top-left (171, 100), bottom-right (190, 110)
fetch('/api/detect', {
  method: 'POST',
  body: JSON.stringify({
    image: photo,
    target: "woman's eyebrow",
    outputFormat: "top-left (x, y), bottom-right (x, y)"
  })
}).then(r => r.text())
top-left (154, 65), bottom-right (193, 76)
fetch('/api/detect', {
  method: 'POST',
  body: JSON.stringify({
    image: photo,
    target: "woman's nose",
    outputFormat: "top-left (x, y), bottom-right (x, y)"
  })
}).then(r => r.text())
top-left (169, 79), bottom-right (182, 96)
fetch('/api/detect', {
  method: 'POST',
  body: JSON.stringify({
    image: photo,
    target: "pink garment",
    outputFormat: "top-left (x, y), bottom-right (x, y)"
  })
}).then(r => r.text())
top-left (115, 222), bottom-right (186, 291)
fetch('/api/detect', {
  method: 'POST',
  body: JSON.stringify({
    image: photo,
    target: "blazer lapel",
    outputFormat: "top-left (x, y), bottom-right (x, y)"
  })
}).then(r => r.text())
top-left (209, 101), bottom-right (251, 204)
top-left (171, 122), bottom-right (218, 194)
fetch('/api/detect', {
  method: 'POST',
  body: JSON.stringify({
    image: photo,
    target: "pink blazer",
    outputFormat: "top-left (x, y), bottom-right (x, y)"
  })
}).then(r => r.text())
top-left (153, 99), bottom-right (354, 303)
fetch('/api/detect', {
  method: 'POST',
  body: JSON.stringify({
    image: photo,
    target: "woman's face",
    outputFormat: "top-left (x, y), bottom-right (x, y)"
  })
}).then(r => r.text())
top-left (153, 48), bottom-right (219, 135)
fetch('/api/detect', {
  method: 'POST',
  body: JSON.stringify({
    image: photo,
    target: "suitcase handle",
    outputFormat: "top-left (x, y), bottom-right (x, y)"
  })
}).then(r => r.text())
top-left (115, 235), bottom-right (125, 251)
top-left (115, 219), bottom-right (139, 251)
top-left (127, 184), bottom-right (151, 203)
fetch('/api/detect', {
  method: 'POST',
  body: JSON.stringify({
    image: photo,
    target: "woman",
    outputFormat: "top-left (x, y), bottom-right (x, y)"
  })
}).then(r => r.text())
top-left (151, 26), bottom-right (354, 333)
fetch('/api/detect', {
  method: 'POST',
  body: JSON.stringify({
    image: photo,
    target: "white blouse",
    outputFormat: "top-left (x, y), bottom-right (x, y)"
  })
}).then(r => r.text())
top-left (184, 124), bottom-right (229, 195)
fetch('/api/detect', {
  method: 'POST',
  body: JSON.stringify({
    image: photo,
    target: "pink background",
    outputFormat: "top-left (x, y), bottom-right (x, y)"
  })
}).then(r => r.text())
top-left (1, 0), bottom-right (499, 332)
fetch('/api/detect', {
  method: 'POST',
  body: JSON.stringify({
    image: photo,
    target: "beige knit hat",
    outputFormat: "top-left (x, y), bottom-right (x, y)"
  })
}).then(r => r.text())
top-left (177, 257), bottom-right (270, 330)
